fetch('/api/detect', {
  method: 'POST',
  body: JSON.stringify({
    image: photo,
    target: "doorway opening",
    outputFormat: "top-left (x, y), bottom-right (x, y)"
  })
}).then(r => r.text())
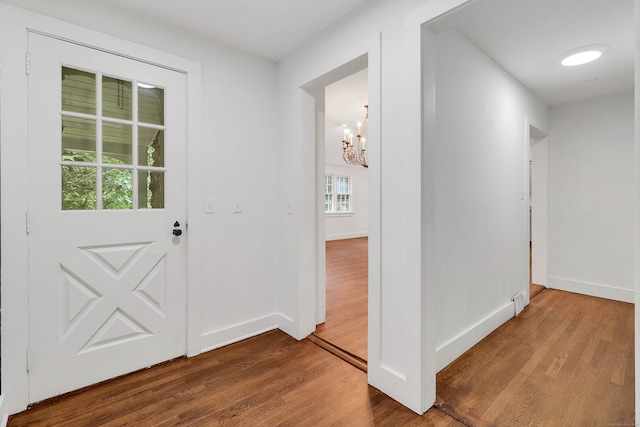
top-left (309, 68), bottom-right (369, 369)
top-left (529, 124), bottom-right (549, 300)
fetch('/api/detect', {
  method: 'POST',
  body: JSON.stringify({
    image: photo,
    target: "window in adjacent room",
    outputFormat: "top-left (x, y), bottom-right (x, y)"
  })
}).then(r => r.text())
top-left (325, 175), bottom-right (351, 213)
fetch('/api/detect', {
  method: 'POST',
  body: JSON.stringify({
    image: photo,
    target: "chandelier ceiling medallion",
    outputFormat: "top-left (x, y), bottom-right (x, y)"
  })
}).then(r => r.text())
top-left (341, 104), bottom-right (368, 168)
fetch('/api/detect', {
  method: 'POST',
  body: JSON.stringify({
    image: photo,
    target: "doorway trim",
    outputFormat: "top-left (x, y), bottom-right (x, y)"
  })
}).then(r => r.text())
top-left (635, 0), bottom-right (640, 419)
top-left (525, 116), bottom-right (550, 306)
top-left (0, 3), bottom-right (202, 416)
top-left (295, 32), bottom-right (384, 402)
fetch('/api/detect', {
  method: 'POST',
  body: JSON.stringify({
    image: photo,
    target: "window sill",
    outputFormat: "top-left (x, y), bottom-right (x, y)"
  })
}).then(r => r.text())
top-left (325, 212), bottom-right (355, 217)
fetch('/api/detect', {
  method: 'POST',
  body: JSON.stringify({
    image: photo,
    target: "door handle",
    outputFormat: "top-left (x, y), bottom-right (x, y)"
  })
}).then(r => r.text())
top-left (172, 221), bottom-right (182, 236)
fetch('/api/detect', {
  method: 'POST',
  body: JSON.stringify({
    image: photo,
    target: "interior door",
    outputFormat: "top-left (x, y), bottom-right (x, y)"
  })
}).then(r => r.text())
top-left (27, 33), bottom-right (188, 403)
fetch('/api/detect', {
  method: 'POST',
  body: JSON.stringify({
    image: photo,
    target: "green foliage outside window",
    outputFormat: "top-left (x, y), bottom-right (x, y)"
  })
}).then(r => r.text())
top-left (62, 151), bottom-right (133, 210)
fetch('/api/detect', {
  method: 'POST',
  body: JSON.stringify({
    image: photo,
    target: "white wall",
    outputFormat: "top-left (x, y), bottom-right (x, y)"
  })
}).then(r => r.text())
top-left (429, 29), bottom-right (548, 371)
top-left (0, 1), bottom-right (281, 416)
top-left (276, 0), bottom-right (435, 412)
top-left (549, 92), bottom-right (635, 303)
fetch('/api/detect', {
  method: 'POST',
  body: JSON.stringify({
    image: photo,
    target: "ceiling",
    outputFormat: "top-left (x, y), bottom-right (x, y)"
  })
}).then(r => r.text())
top-left (428, 0), bottom-right (635, 106)
top-left (325, 0), bottom-right (634, 146)
top-left (0, 0), bottom-right (373, 61)
top-left (1, 0), bottom-right (634, 110)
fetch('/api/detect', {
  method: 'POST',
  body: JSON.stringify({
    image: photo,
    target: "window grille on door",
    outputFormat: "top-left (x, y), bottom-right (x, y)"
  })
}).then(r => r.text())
top-left (61, 67), bottom-right (166, 210)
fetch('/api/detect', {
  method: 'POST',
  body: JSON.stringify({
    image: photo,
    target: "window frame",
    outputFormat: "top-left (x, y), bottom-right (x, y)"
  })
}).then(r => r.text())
top-left (324, 174), bottom-right (353, 215)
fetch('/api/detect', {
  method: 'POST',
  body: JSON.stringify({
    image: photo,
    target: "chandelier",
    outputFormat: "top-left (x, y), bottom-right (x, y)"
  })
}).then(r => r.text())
top-left (341, 105), bottom-right (368, 168)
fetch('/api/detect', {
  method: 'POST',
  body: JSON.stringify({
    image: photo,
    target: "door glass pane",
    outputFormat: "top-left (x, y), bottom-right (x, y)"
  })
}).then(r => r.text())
top-left (103, 168), bottom-right (133, 210)
top-left (138, 85), bottom-right (164, 125)
top-left (138, 127), bottom-right (164, 167)
top-left (138, 170), bottom-right (165, 209)
top-left (102, 76), bottom-right (132, 120)
top-left (62, 67), bottom-right (96, 115)
top-left (103, 122), bottom-right (132, 165)
top-left (62, 166), bottom-right (96, 210)
top-left (62, 116), bottom-right (96, 160)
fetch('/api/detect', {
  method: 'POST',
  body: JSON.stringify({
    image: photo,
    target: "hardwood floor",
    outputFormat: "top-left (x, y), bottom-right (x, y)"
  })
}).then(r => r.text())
top-left (313, 237), bottom-right (368, 361)
top-left (436, 289), bottom-right (634, 426)
top-left (529, 244), bottom-right (545, 299)
top-left (530, 283), bottom-right (545, 299)
top-left (9, 240), bottom-right (634, 426)
top-left (8, 330), bottom-right (462, 427)
top-left (9, 288), bottom-right (633, 426)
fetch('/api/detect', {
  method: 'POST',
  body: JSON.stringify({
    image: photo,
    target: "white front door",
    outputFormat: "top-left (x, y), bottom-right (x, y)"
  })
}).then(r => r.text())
top-left (27, 33), bottom-right (188, 403)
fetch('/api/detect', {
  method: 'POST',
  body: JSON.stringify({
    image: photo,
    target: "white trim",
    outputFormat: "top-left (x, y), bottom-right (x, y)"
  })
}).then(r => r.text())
top-left (200, 315), bottom-right (280, 353)
top-left (435, 302), bottom-right (514, 372)
top-left (0, 16), bottom-right (30, 417)
top-left (325, 232), bottom-right (368, 241)
top-left (524, 115), bottom-right (550, 307)
top-left (325, 212), bottom-right (356, 217)
top-left (550, 277), bottom-right (635, 304)
top-left (0, 396), bottom-right (7, 427)
top-left (0, 3), bottom-right (202, 415)
top-left (635, 0), bottom-right (640, 419)
top-left (405, 0), bottom-right (480, 413)
top-left (292, 31), bottom-right (387, 405)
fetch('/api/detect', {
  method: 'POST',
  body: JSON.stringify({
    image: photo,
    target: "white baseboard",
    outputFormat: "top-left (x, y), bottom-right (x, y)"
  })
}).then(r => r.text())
top-left (325, 232), bottom-right (368, 241)
top-left (0, 395), bottom-right (7, 427)
top-left (435, 301), bottom-right (514, 372)
top-left (200, 314), bottom-right (280, 353)
top-left (549, 277), bottom-right (634, 303)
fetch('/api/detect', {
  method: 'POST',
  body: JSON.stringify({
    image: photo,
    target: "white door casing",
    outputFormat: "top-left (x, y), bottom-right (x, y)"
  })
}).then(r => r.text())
top-left (27, 33), bottom-right (187, 403)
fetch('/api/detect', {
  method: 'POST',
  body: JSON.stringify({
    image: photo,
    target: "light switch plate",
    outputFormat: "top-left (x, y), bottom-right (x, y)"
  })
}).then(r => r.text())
top-left (232, 198), bottom-right (242, 213)
top-left (205, 198), bottom-right (215, 214)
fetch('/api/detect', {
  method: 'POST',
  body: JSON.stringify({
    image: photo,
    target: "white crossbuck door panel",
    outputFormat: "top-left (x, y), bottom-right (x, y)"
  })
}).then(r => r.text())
top-left (27, 34), bottom-right (188, 403)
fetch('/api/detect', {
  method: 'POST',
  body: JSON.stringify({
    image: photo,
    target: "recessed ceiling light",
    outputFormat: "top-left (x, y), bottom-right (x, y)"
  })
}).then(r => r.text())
top-left (559, 45), bottom-right (607, 67)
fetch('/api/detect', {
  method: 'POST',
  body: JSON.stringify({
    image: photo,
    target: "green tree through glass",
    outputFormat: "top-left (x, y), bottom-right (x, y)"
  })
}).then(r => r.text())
top-left (62, 151), bottom-right (133, 210)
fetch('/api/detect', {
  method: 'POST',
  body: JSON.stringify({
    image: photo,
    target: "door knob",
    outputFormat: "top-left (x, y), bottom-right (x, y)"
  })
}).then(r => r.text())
top-left (172, 221), bottom-right (182, 236)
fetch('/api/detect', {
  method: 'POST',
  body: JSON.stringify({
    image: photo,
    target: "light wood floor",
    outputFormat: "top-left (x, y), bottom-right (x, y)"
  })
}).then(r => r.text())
top-left (313, 237), bottom-right (368, 361)
top-left (436, 288), bottom-right (634, 426)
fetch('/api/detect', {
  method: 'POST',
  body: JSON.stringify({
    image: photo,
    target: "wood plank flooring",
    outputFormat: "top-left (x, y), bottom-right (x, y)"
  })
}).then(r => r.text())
top-left (9, 239), bottom-right (634, 426)
top-left (436, 288), bottom-right (634, 426)
top-left (530, 283), bottom-right (545, 299)
top-left (8, 330), bottom-right (462, 426)
top-left (313, 237), bottom-right (368, 361)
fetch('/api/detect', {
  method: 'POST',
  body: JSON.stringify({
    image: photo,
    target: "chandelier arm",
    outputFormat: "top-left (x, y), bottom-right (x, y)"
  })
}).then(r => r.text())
top-left (340, 105), bottom-right (369, 169)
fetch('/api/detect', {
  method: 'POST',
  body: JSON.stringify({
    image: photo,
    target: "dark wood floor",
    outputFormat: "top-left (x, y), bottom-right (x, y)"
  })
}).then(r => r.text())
top-left (314, 237), bottom-right (368, 361)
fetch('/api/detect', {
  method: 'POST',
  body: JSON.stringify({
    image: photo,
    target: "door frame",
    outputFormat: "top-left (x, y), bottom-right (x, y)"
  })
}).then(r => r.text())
top-left (294, 33), bottom-right (386, 402)
top-left (526, 118), bottom-right (550, 303)
top-left (0, 4), bottom-right (202, 416)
